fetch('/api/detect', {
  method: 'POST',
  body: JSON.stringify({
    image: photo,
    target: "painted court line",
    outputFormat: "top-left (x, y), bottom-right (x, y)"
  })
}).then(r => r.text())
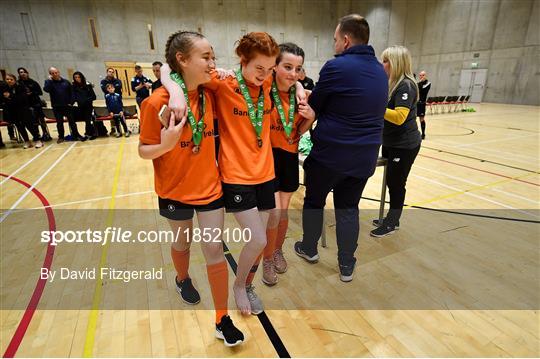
top-left (414, 165), bottom-right (538, 205)
top-left (433, 140), bottom-right (537, 163)
top-left (410, 174), bottom-right (539, 219)
top-left (0, 142), bottom-right (76, 223)
top-left (82, 138), bottom-right (125, 357)
top-left (0, 144), bottom-right (54, 186)
top-left (1, 174), bottom-right (57, 358)
top-left (419, 154), bottom-right (539, 186)
top-left (452, 133), bottom-right (538, 148)
top-left (30, 190), bottom-right (153, 210)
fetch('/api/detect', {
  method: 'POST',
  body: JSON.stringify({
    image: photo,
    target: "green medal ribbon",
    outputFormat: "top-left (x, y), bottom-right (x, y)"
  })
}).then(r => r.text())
top-left (271, 80), bottom-right (296, 139)
top-left (170, 72), bottom-right (205, 146)
top-left (234, 68), bottom-right (264, 146)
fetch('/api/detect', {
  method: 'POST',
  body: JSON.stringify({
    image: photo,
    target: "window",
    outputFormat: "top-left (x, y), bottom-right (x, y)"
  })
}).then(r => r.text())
top-left (21, 13), bottom-right (35, 46)
top-left (148, 24), bottom-right (155, 50)
top-left (89, 18), bottom-right (99, 47)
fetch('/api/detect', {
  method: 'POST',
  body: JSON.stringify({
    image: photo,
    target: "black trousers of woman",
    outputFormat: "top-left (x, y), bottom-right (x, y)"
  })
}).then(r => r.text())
top-left (381, 145), bottom-right (420, 226)
top-left (76, 104), bottom-right (96, 137)
top-left (11, 108), bottom-right (40, 142)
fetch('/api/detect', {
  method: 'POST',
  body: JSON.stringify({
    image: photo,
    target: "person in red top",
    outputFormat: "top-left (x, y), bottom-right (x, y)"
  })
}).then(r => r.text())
top-left (162, 32), bottom-right (281, 316)
top-left (262, 43), bottom-right (316, 286)
top-left (138, 30), bottom-right (244, 347)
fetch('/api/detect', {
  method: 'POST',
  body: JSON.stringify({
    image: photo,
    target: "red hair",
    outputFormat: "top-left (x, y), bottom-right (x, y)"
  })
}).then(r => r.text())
top-left (235, 32), bottom-right (279, 64)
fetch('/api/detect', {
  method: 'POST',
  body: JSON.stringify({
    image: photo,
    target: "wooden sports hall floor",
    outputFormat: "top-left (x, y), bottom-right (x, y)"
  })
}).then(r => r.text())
top-left (0, 103), bottom-right (538, 357)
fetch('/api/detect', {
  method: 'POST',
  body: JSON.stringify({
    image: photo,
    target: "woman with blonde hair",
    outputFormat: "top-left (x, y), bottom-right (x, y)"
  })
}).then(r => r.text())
top-left (371, 45), bottom-right (421, 237)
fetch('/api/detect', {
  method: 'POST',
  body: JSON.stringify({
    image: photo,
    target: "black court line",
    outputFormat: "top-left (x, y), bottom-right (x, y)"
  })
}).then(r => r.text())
top-left (360, 196), bottom-right (540, 224)
top-left (422, 145), bottom-right (540, 174)
top-left (427, 127), bottom-right (475, 136)
top-left (297, 179), bottom-right (538, 223)
top-left (222, 242), bottom-right (291, 358)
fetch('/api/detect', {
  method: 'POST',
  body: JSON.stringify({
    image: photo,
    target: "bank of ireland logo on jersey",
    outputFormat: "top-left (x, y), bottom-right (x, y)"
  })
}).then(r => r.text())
top-left (234, 195), bottom-right (242, 203)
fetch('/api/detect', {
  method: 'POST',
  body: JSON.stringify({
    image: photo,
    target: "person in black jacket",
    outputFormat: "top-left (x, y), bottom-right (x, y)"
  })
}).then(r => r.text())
top-left (18, 67), bottom-right (52, 141)
top-left (370, 45), bottom-right (421, 238)
top-left (72, 71), bottom-right (97, 140)
top-left (2, 74), bottom-right (42, 148)
top-left (299, 68), bottom-right (315, 90)
top-left (44, 67), bottom-right (86, 143)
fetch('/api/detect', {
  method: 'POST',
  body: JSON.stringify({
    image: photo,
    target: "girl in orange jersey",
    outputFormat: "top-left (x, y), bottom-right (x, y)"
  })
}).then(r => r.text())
top-left (162, 32), bottom-right (281, 315)
top-left (261, 43), bottom-right (316, 286)
top-left (138, 31), bottom-right (244, 347)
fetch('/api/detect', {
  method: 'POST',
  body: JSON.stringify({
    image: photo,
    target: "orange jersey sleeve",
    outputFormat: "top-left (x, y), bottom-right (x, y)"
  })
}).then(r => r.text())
top-left (211, 75), bottom-right (275, 184)
top-left (139, 87), bottom-right (222, 204)
top-left (269, 88), bottom-right (306, 153)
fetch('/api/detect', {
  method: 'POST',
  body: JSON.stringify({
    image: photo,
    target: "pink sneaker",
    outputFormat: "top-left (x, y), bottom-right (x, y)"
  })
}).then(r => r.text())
top-left (262, 258), bottom-right (278, 286)
top-left (273, 249), bottom-right (288, 274)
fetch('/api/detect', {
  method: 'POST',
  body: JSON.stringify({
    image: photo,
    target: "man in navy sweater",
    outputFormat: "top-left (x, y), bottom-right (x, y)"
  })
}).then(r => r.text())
top-left (294, 14), bottom-right (388, 282)
top-left (44, 67), bottom-right (85, 143)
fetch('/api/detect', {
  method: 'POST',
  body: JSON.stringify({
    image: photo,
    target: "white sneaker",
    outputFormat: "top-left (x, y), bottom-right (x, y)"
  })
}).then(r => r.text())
top-left (245, 284), bottom-right (263, 315)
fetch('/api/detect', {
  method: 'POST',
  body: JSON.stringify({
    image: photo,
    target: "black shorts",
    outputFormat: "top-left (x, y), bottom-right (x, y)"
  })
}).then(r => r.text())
top-left (272, 147), bottom-right (300, 192)
top-left (158, 196), bottom-right (224, 221)
top-left (222, 180), bottom-right (276, 212)
top-left (417, 102), bottom-right (426, 117)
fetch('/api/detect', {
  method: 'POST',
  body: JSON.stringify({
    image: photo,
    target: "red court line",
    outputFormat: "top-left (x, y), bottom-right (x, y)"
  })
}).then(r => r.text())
top-left (419, 154), bottom-right (539, 187)
top-left (1, 173), bottom-right (56, 358)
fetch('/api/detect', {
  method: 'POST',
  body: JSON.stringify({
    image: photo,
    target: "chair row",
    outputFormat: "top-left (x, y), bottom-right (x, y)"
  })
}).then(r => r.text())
top-left (426, 95), bottom-right (470, 114)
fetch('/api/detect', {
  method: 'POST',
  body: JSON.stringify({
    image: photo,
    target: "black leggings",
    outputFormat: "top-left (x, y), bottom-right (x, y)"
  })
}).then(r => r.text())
top-left (11, 109), bottom-right (40, 142)
top-left (76, 104), bottom-right (96, 137)
top-left (382, 145), bottom-right (420, 214)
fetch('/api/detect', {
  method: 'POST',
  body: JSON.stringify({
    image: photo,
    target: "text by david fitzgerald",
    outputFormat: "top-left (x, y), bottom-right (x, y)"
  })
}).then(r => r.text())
top-left (41, 267), bottom-right (163, 283)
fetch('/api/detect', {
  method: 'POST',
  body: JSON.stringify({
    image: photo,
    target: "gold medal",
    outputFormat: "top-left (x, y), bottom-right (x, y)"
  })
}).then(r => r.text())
top-left (192, 145), bottom-right (200, 154)
top-left (257, 138), bottom-right (263, 148)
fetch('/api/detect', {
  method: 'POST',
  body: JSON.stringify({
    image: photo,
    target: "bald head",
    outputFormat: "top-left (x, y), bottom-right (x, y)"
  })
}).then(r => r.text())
top-left (48, 67), bottom-right (61, 80)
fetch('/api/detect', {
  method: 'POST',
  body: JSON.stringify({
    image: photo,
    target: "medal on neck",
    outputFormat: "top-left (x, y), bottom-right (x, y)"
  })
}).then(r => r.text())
top-left (170, 72), bottom-right (205, 154)
top-left (271, 80), bottom-right (296, 144)
top-left (234, 68), bottom-right (264, 148)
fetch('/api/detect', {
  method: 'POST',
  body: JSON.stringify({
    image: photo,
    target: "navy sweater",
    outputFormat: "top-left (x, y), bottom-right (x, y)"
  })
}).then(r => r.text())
top-left (308, 45), bottom-right (388, 178)
top-left (44, 78), bottom-right (73, 107)
top-left (105, 92), bottom-right (124, 114)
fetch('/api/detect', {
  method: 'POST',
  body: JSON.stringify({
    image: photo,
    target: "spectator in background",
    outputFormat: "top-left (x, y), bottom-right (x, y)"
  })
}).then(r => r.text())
top-left (100, 67), bottom-right (123, 96)
top-left (294, 14), bottom-right (388, 282)
top-left (416, 70), bottom-right (431, 139)
top-left (0, 80), bottom-right (7, 147)
top-left (131, 65), bottom-right (152, 106)
top-left (105, 84), bottom-right (130, 138)
top-left (100, 67), bottom-right (123, 135)
top-left (0, 79), bottom-right (17, 142)
top-left (152, 61), bottom-right (163, 91)
top-left (17, 67), bottom-right (51, 141)
top-left (299, 68), bottom-right (315, 90)
top-left (3, 74), bottom-right (42, 148)
top-left (72, 71), bottom-right (97, 140)
top-left (44, 67), bottom-right (86, 143)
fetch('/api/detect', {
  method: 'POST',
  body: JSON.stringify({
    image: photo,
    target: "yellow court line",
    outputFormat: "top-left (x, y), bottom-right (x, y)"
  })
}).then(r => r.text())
top-left (83, 138), bottom-right (125, 357)
top-left (406, 171), bottom-right (539, 208)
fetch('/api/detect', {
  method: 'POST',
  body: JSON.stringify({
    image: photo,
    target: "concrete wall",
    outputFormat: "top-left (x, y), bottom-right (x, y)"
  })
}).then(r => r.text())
top-left (1, 0), bottom-right (538, 105)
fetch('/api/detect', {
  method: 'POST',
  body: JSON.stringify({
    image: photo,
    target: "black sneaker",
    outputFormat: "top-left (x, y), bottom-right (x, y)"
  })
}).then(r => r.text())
top-left (175, 277), bottom-right (200, 305)
top-left (294, 241), bottom-right (319, 263)
top-left (339, 259), bottom-right (356, 282)
top-left (372, 218), bottom-right (399, 230)
top-left (215, 315), bottom-right (244, 347)
top-left (370, 224), bottom-right (397, 238)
